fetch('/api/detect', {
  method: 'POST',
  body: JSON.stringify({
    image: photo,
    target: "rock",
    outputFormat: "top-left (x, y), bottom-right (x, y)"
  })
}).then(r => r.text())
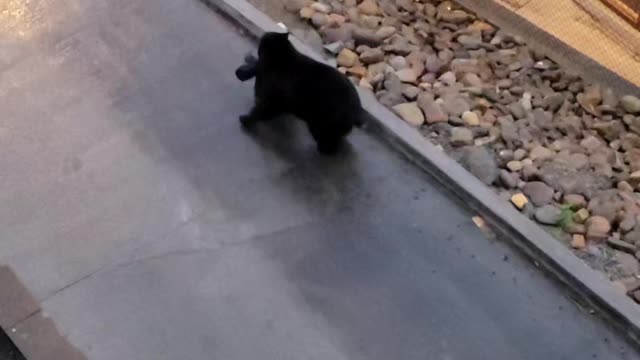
top-left (359, 47), bottom-right (384, 64)
top-left (346, 65), bottom-right (367, 78)
top-left (523, 181), bottom-right (554, 207)
top-left (573, 208), bottom-right (590, 224)
top-left (450, 59), bottom-right (479, 74)
top-left (592, 121), bottom-right (625, 142)
top-left (621, 95), bottom-right (640, 114)
top-left (396, 0), bottom-right (415, 12)
top-left (328, 13), bottom-right (346, 26)
top-left (615, 251), bottom-right (639, 277)
top-left (359, 77), bottom-right (374, 90)
top-left (378, 91), bottom-right (407, 107)
top-left (564, 222), bottom-right (586, 234)
top-left (580, 135), bottom-right (604, 153)
top-left (587, 190), bottom-right (627, 223)
top-left (311, 12), bottom-right (329, 27)
top-left (625, 227), bottom-right (640, 245)
top-left (439, 71), bottom-right (457, 86)
top-left (425, 54), bottom-right (444, 74)
top-left (622, 133), bottom-right (640, 151)
top-left (511, 193), bottom-right (528, 210)
top-left (521, 92), bottom-right (533, 113)
top-left (506, 160), bottom-right (523, 172)
top-left (321, 23), bottom-right (356, 43)
top-left (498, 149), bottom-right (515, 163)
top-left (543, 93), bottom-right (564, 112)
top-left (608, 237), bottom-right (637, 254)
top-left (457, 34), bottom-right (483, 49)
top-left (310, 2), bottom-right (331, 13)
top-left (402, 86), bottom-right (420, 100)
top-left (571, 234), bottom-right (586, 249)
top-left (626, 149), bottom-right (640, 172)
top-left (357, 0), bottom-right (379, 15)
top-left (619, 214), bottom-right (637, 233)
top-left (539, 162), bottom-right (612, 199)
top-left (360, 15), bottom-right (382, 29)
top-left (417, 93), bottom-right (448, 124)
top-left (457, 146), bottom-right (499, 184)
top-left (529, 146), bottom-right (554, 162)
top-left (462, 73), bottom-right (482, 87)
top-left (628, 171), bottom-right (640, 189)
top-left (534, 205), bottom-right (562, 225)
top-left (564, 194), bottom-right (587, 209)
top-left (626, 116), bottom-right (640, 135)
top-left (462, 111), bottom-right (480, 126)
top-left (468, 20), bottom-right (495, 34)
top-left (337, 48), bottom-right (358, 67)
top-left (396, 68), bottom-right (417, 83)
top-left (300, 7), bottom-right (315, 19)
top-left (602, 87), bottom-right (618, 108)
top-left (577, 84), bottom-right (602, 115)
top-left (442, 95), bottom-right (471, 117)
top-left (285, 0), bottom-right (309, 12)
top-left (508, 102), bottom-right (527, 119)
top-left (451, 128), bottom-right (474, 146)
top-left (500, 170), bottom-right (518, 188)
top-left (585, 215), bottom-right (611, 242)
top-left (440, 9), bottom-right (472, 24)
top-left (406, 52), bottom-right (426, 78)
top-left (389, 55), bottom-right (408, 71)
top-left (375, 26), bottom-right (396, 39)
top-left (323, 41), bottom-right (344, 55)
top-left (366, 62), bottom-right (387, 82)
top-left (393, 102), bottom-right (424, 126)
top-left (558, 153), bottom-right (588, 171)
top-left (514, 149), bottom-right (527, 161)
top-left (522, 165), bottom-right (539, 181)
top-left (424, 3), bottom-right (437, 17)
top-left (354, 27), bottom-right (385, 47)
top-left (382, 38), bottom-right (419, 55)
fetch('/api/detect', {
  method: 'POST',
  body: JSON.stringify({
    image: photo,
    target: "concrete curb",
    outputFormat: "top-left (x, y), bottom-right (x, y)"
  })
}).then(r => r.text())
top-left (199, 0), bottom-right (640, 346)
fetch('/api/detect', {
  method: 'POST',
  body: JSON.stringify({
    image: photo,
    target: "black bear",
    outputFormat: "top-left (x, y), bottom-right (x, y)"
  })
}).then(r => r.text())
top-left (236, 32), bottom-right (364, 155)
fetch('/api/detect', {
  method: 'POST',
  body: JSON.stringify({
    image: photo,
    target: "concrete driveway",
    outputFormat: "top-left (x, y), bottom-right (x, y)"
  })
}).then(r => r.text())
top-left (0, 0), bottom-right (638, 359)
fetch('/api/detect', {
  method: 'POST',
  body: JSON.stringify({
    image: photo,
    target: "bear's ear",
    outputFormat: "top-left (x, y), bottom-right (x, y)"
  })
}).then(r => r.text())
top-left (276, 31), bottom-right (290, 41)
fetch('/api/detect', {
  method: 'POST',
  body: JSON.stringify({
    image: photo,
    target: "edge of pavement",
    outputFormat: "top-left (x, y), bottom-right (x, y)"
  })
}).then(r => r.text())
top-left (198, 0), bottom-right (640, 347)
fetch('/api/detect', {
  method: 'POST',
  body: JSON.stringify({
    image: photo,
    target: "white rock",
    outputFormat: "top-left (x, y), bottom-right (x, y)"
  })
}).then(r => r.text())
top-left (310, 2), bottom-right (331, 13)
top-left (393, 102), bottom-right (425, 126)
top-left (396, 68), bottom-right (417, 83)
top-left (438, 71), bottom-right (456, 86)
top-left (462, 111), bottom-right (480, 126)
top-left (621, 95), bottom-right (640, 114)
top-left (389, 56), bottom-right (408, 70)
top-left (336, 48), bottom-right (358, 67)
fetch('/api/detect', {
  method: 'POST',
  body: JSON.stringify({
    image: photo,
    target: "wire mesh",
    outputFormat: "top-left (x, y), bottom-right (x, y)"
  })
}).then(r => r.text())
top-left (486, 0), bottom-right (640, 88)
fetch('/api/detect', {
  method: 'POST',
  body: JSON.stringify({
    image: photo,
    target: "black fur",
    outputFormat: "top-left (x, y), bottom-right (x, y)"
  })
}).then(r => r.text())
top-left (237, 32), bottom-right (365, 155)
top-left (235, 53), bottom-right (258, 81)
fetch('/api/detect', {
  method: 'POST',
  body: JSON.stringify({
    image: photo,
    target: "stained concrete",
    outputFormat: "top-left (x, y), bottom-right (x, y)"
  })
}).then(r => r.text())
top-left (0, 0), bottom-right (639, 359)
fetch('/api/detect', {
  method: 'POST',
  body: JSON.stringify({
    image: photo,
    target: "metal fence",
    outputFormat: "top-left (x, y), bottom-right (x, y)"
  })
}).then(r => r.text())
top-left (599, 0), bottom-right (640, 28)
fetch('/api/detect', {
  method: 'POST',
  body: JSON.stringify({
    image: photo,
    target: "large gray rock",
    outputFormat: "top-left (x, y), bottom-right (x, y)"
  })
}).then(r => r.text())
top-left (360, 47), bottom-right (385, 64)
top-left (442, 95), bottom-right (471, 117)
top-left (539, 162), bottom-right (612, 200)
top-left (535, 205), bottom-right (563, 225)
top-left (451, 127), bottom-right (474, 146)
top-left (458, 146), bottom-right (499, 185)
top-left (417, 93), bottom-right (448, 124)
top-left (523, 181), bottom-right (554, 207)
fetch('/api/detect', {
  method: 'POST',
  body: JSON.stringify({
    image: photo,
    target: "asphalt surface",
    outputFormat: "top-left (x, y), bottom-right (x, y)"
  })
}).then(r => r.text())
top-left (0, 331), bottom-right (23, 360)
top-left (0, 0), bottom-right (639, 359)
